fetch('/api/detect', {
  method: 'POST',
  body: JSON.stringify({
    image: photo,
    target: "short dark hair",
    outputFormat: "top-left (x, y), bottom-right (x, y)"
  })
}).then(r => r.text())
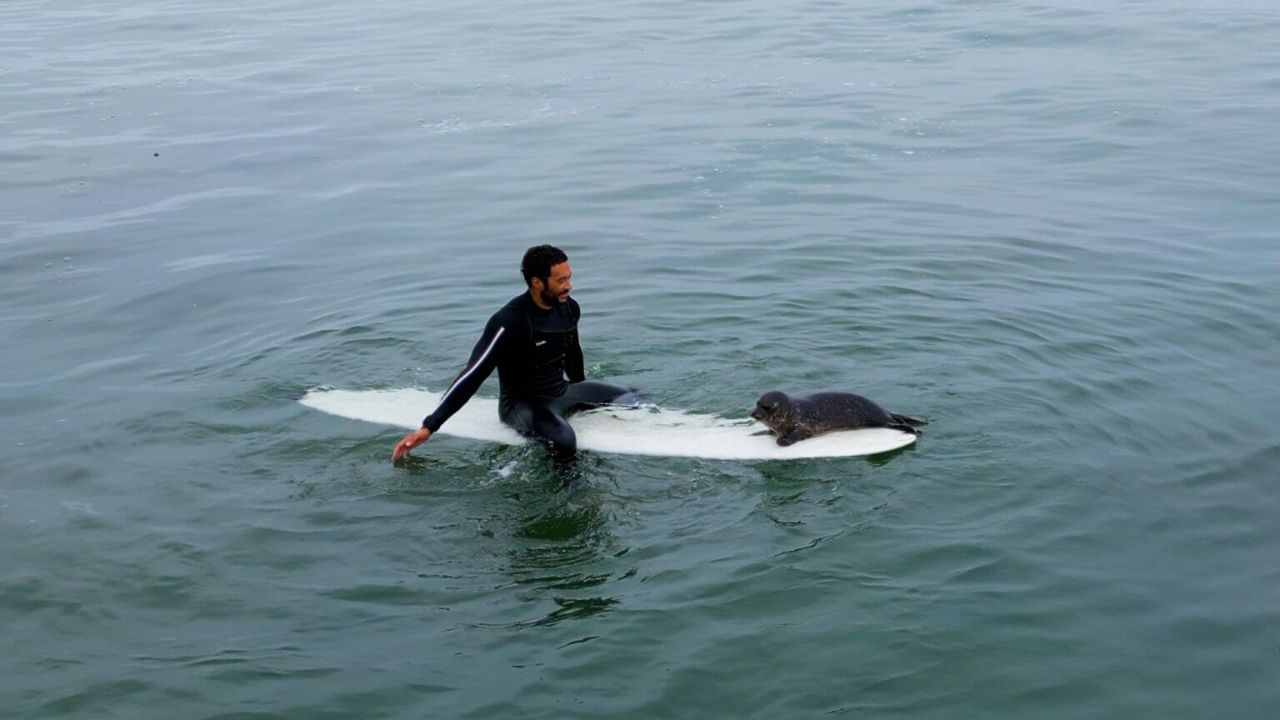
top-left (521, 245), bottom-right (568, 286)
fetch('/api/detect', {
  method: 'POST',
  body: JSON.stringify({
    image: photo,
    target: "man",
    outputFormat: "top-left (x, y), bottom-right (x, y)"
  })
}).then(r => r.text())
top-left (392, 245), bottom-right (636, 464)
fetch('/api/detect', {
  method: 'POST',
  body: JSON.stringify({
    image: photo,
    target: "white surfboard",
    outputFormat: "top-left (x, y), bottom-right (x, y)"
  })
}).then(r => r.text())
top-left (300, 388), bottom-right (917, 460)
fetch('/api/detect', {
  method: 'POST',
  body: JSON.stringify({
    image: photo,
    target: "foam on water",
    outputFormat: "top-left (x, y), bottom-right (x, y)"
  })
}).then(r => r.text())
top-left (298, 388), bottom-right (917, 460)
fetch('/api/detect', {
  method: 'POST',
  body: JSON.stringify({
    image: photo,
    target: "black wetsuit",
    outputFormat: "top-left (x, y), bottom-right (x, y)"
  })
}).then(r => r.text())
top-left (421, 292), bottom-right (633, 460)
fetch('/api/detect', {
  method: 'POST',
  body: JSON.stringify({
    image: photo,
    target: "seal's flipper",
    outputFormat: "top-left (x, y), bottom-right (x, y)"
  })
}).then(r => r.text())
top-left (777, 430), bottom-right (811, 446)
top-left (890, 413), bottom-right (927, 427)
top-left (751, 429), bottom-right (773, 437)
top-left (886, 422), bottom-right (921, 435)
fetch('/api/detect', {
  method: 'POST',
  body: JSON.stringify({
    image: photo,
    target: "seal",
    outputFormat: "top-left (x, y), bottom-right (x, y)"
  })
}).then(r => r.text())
top-left (750, 390), bottom-right (927, 446)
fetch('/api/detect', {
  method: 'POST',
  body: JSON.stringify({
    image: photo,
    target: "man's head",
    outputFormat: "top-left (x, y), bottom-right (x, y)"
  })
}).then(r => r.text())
top-left (522, 244), bottom-right (572, 308)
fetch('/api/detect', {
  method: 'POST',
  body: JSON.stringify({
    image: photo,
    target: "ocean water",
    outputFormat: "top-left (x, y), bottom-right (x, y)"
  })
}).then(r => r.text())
top-left (2, 1), bottom-right (1278, 717)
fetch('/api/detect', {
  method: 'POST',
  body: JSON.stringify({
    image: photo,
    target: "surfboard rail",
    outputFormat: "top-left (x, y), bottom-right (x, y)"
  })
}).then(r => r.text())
top-left (299, 388), bottom-right (917, 460)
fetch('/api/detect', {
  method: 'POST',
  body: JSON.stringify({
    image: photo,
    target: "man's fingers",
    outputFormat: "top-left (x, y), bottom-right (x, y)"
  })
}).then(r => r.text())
top-left (392, 435), bottom-right (418, 460)
top-left (392, 430), bottom-right (429, 462)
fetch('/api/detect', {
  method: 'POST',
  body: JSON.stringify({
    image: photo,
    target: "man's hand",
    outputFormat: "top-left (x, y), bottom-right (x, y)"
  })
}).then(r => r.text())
top-left (392, 428), bottom-right (432, 461)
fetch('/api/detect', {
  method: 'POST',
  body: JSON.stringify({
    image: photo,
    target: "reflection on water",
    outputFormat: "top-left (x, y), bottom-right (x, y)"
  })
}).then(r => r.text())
top-left (455, 467), bottom-right (635, 629)
top-left (477, 596), bottom-right (621, 630)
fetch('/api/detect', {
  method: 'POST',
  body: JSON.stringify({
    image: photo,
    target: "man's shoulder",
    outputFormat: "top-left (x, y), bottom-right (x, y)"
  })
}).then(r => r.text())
top-left (490, 293), bottom-right (530, 326)
top-left (496, 292), bottom-right (528, 313)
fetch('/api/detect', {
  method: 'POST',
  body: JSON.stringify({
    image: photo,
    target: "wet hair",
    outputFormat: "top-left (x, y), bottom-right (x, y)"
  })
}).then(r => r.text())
top-left (521, 245), bottom-right (568, 286)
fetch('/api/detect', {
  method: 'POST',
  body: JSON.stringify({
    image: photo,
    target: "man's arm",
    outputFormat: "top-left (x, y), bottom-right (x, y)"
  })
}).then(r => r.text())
top-left (565, 300), bottom-right (585, 383)
top-left (421, 316), bottom-right (507, 432)
top-left (392, 316), bottom-right (508, 460)
top-left (565, 330), bottom-right (585, 383)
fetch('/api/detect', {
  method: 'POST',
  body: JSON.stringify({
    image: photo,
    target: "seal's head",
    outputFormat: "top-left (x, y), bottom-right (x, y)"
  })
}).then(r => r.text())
top-left (751, 390), bottom-right (795, 435)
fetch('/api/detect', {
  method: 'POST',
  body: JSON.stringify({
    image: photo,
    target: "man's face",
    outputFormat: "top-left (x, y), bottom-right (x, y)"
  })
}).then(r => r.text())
top-left (535, 261), bottom-right (572, 306)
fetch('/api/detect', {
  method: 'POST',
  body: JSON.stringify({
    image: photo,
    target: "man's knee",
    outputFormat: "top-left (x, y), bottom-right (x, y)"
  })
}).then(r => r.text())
top-left (547, 424), bottom-right (577, 459)
top-left (534, 409), bottom-right (577, 458)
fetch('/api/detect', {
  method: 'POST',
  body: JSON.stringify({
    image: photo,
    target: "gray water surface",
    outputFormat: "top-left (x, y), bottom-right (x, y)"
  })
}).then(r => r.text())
top-left (3, 1), bottom-right (1278, 717)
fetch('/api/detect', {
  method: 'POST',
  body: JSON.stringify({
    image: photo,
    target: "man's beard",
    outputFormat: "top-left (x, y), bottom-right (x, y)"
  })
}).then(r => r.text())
top-left (540, 286), bottom-right (563, 305)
